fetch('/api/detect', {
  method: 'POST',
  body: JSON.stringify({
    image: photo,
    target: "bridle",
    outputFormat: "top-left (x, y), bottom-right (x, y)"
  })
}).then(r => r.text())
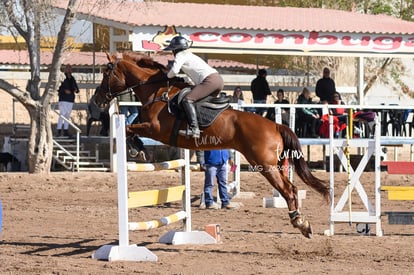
top-left (105, 59), bottom-right (141, 100)
top-left (104, 58), bottom-right (173, 107)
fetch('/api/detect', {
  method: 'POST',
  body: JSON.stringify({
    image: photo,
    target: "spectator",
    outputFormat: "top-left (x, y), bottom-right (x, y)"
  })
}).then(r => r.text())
top-left (296, 87), bottom-right (321, 138)
top-left (250, 69), bottom-right (271, 115)
top-left (200, 149), bottom-right (239, 210)
top-left (330, 91), bottom-right (348, 125)
top-left (265, 88), bottom-right (290, 125)
top-left (56, 65), bottom-right (79, 137)
top-left (119, 92), bottom-right (139, 125)
top-left (196, 150), bottom-right (206, 171)
top-left (319, 92), bottom-right (347, 138)
top-left (315, 67), bottom-right (336, 103)
top-left (231, 86), bottom-right (244, 106)
top-left (87, 86), bottom-right (109, 136)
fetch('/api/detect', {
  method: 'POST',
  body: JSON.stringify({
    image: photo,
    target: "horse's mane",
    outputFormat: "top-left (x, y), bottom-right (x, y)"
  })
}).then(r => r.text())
top-left (122, 52), bottom-right (167, 72)
top-left (121, 51), bottom-right (187, 89)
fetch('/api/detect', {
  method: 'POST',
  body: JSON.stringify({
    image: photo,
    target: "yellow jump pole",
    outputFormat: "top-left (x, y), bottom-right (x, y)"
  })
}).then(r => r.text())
top-left (349, 108), bottom-right (353, 138)
top-left (346, 111), bottom-right (352, 226)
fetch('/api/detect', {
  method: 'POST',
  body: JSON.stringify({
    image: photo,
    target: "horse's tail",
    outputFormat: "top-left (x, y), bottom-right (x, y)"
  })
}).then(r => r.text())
top-left (279, 125), bottom-right (330, 202)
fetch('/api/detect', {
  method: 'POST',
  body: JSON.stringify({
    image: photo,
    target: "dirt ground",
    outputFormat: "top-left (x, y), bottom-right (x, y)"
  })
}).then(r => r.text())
top-left (0, 168), bottom-right (413, 274)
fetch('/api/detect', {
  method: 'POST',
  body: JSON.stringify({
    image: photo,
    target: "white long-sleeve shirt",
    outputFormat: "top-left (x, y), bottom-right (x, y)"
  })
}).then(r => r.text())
top-left (167, 50), bottom-right (217, 85)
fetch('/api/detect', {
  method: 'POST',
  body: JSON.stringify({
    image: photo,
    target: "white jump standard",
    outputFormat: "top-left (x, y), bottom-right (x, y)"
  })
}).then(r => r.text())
top-left (326, 116), bottom-right (382, 237)
top-left (92, 115), bottom-right (215, 262)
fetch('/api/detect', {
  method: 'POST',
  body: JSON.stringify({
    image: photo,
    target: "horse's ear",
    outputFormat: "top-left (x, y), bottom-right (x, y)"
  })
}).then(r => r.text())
top-left (106, 52), bottom-right (116, 63)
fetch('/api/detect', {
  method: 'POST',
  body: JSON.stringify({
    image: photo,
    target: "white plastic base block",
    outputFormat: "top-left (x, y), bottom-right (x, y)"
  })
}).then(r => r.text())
top-left (263, 190), bottom-right (307, 208)
top-left (159, 230), bottom-right (217, 245)
top-left (233, 191), bottom-right (256, 199)
top-left (324, 229), bottom-right (333, 236)
top-left (92, 244), bottom-right (158, 262)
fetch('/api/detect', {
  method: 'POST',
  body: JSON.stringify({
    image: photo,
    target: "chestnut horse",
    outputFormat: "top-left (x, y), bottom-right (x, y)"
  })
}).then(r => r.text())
top-left (96, 52), bottom-right (329, 238)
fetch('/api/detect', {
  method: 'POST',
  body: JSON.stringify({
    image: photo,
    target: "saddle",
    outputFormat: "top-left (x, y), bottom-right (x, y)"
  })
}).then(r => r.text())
top-left (168, 87), bottom-right (230, 128)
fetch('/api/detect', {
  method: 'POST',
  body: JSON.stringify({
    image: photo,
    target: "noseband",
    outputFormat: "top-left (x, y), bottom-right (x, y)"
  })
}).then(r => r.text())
top-left (105, 59), bottom-right (142, 101)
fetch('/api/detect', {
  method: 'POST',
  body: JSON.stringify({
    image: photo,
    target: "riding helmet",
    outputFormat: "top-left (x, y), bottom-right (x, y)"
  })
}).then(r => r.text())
top-left (164, 36), bottom-right (189, 51)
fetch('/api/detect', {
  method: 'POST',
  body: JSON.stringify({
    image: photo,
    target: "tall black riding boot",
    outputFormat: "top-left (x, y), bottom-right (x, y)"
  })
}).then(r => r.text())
top-left (179, 99), bottom-right (200, 138)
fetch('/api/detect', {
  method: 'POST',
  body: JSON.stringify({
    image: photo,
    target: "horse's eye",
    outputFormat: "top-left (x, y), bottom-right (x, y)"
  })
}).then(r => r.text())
top-left (107, 62), bottom-right (114, 70)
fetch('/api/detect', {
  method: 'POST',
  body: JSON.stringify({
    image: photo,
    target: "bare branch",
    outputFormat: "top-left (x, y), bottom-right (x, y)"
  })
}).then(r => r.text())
top-left (4, 0), bottom-right (28, 39)
top-left (0, 79), bottom-right (38, 108)
top-left (43, 0), bottom-right (79, 103)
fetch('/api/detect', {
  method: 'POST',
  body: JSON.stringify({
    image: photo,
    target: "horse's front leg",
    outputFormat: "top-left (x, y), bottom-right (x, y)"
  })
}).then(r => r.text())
top-left (126, 122), bottom-right (152, 136)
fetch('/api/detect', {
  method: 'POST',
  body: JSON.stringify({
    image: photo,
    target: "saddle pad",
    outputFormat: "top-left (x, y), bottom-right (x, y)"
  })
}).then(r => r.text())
top-left (196, 104), bottom-right (229, 128)
top-left (168, 93), bottom-right (230, 128)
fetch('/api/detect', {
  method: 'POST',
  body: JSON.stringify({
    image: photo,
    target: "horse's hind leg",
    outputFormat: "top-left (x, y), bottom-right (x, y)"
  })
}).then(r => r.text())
top-left (259, 166), bottom-right (313, 238)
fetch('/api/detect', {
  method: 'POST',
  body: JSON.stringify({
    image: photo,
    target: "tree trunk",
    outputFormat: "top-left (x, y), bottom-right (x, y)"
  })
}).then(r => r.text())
top-left (26, 103), bottom-right (54, 174)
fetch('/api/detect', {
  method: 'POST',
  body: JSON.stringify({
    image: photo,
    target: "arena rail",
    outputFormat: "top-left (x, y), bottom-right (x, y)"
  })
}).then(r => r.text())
top-left (92, 114), bottom-right (216, 262)
top-left (117, 101), bottom-right (414, 208)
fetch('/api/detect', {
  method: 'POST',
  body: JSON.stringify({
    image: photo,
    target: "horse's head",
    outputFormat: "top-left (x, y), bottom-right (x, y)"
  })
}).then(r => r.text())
top-left (96, 51), bottom-right (185, 106)
top-left (95, 53), bottom-right (131, 105)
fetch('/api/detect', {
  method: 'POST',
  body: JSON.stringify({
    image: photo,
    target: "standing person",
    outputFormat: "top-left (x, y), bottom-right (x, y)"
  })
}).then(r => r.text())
top-left (56, 65), bottom-right (79, 137)
top-left (119, 92), bottom-right (139, 126)
top-left (164, 36), bottom-right (224, 138)
top-left (200, 149), bottom-right (238, 210)
top-left (315, 67), bottom-right (336, 103)
top-left (251, 69), bottom-right (271, 115)
top-left (231, 86), bottom-right (244, 106)
top-left (196, 150), bottom-right (205, 171)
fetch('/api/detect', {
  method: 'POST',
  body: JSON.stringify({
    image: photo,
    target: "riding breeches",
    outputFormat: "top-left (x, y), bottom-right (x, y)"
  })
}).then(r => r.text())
top-left (184, 73), bottom-right (224, 101)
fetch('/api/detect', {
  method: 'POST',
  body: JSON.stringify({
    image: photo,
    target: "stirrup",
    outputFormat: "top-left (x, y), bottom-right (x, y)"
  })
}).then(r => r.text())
top-left (179, 127), bottom-right (200, 138)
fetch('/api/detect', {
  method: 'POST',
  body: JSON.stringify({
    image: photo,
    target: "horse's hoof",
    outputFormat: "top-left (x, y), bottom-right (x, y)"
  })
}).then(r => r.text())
top-left (137, 150), bottom-right (147, 161)
top-left (291, 214), bottom-right (313, 239)
top-left (128, 148), bottom-right (138, 158)
top-left (299, 221), bottom-right (313, 238)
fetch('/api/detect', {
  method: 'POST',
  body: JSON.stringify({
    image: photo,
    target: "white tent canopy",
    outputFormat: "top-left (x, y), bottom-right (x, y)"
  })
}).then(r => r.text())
top-left (52, 1), bottom-right (414, 104)
top-left (131, 26), bottom-right (414, 58)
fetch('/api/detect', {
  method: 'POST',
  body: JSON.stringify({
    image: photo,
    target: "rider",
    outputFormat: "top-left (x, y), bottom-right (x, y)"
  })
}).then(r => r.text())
top-left (164, 36), bottom-right (224, 138)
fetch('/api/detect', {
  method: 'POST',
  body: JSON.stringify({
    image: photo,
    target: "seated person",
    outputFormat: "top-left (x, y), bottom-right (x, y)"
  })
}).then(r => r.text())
top-left (329, 91), bottom-right (347, 137)
top-left (265, 88), bottom-right (289, 125)
top-left (87, 86), bottom-right (109, 136)
top-left (318, 92), bottom-right (348, 138)
top-left (353, 110), bottom-right (376, 138)
top-left (330, 92), bottom-right (346, 114)
top-left (231, 86), bottom-right (245, 106)
top-left (296, 87), bottom-right (321, 138)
